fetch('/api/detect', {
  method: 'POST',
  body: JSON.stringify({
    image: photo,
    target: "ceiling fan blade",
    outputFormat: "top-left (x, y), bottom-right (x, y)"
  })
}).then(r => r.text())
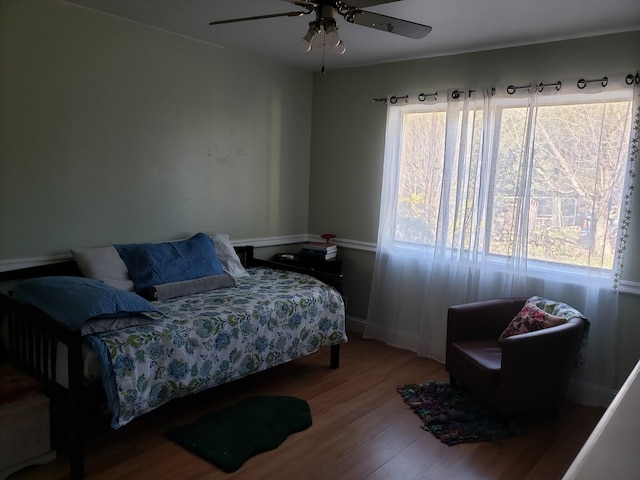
top-left (280, 0), bottom-right (319, 7)
top-left (344, 0), bottom-right (401, 7)
top-left (209, 10), bottom-right (311, 26)
top-left (349, 11), bottom-right (431, 39)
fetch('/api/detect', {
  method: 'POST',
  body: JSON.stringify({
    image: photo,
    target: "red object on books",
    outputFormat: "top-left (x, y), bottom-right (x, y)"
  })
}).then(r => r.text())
top-left (321, 233), bottom-right (336, 244)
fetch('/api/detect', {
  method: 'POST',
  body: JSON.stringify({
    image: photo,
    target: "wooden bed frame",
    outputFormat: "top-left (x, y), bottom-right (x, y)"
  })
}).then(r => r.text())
top-left (0, 246), bottom-right (344, 479)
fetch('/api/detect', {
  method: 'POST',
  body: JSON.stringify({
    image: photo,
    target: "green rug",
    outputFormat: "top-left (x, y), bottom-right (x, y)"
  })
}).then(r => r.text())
top-left (166, 395), bottom-right (312, 472)
top-left (398, 381), bottom-right (516, 446)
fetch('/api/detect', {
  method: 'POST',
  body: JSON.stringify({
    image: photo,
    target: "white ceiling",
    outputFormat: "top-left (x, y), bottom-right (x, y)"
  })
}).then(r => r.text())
top-left (64, 0), bottom-right (640, 71)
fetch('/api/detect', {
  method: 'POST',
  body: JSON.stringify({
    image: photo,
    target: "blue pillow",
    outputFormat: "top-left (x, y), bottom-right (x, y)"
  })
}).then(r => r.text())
top-left (114, 233), bottom-right (224, 292)
top-left (11, 276), bottom-right (160, 331)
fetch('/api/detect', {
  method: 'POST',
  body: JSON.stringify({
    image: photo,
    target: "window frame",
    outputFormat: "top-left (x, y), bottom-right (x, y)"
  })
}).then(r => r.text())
top-left (388, 88), bottom-right (634, 277)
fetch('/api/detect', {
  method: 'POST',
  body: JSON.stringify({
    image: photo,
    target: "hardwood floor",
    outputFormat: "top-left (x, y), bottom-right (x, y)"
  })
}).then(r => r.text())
top-left (9, 333), bottom-right (604, 480)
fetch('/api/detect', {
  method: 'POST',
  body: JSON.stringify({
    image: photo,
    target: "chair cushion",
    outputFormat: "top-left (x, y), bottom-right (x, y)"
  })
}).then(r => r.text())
top-left (449, 340), bottom-right (503, 386)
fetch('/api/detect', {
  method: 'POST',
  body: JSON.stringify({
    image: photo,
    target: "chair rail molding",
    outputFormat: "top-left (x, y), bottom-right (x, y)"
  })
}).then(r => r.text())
top-left (619, 280), bottom-right (640, 296)
top-left (0, 234), bottom-right (377, 272)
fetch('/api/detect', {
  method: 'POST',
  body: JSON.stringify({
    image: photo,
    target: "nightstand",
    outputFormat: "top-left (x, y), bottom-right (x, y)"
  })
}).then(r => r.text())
top-left (0, 365), bottom-right (56, 480)
top-left (272, 253), bottom-right (342, 275)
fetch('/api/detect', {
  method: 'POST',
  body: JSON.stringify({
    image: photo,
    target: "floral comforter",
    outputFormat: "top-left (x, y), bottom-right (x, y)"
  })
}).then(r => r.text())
top-left (88, 267), bottom-right (347, 429)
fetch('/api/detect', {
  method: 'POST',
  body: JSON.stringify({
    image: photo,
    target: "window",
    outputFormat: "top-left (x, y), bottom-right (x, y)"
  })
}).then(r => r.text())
top-left (392, 90), bottom-right (633, 272)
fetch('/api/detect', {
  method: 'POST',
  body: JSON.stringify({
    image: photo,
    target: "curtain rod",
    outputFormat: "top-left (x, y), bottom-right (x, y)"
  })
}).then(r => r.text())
top-left (374, 71), bottom-right (640, 103)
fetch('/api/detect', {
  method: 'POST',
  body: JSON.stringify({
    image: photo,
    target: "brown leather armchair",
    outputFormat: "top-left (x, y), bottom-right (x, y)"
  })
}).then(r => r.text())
top-left (445, 298), bottom-right (585, 418)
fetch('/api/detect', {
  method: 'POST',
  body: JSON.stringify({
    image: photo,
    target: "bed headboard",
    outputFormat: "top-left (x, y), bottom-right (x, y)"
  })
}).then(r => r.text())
top-left (0, 260), bottom-right (81, 283)
top-left (233, 245), bottom-right (255, 268)
top-left (0, 246), bottom-right (255, 286)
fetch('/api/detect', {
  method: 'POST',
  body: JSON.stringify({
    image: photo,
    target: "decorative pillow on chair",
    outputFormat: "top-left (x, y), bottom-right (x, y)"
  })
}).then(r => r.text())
top-left (498, 303), bottom-right (567, 342)
top-left (526, 296), bottom-right (586, 320)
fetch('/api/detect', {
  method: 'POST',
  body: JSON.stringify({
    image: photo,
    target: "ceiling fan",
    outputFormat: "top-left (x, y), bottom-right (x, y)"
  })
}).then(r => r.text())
top-left (209, 1), bottom-right (432, 56)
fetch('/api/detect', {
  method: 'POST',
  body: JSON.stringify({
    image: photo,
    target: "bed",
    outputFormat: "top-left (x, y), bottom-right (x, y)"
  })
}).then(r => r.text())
top-left (0, 234), bottom-right (347, 479)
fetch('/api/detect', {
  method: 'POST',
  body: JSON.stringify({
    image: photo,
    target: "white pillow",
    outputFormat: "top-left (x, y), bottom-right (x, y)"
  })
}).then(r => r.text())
top-left (210, 234), bottom-right (250, 279)
top-left (71, 245), bottom-right (135, 291)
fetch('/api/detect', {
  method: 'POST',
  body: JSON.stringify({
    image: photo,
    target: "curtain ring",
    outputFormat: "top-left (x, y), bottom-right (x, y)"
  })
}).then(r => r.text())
top-left (451, 90), bottom-right (473, 99)
top-left (626, 72), bottom-right (640, 85)
top-left (601, 76), bottom-right (608, 87)
top-left (577, 79), bottom-right (587, 89)
top-left (507, 84), bottom-right (531, 95)
top-left (418, 92), bottom-right (438, 102)
top-left (390, 95), bottom-right (408, 104)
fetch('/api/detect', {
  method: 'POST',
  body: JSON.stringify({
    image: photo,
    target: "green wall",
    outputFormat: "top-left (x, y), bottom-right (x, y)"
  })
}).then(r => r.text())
top-left (0, 0), bottom-right (313, 258)
top-left (3, 0), bottom-right (640, 394)
top-left (308, 31), bottom-right (640, 388)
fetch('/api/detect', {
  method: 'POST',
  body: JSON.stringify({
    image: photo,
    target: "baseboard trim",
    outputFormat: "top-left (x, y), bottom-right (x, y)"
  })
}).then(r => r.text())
top-left (345, 315), bottom-right (366, 335)
top-left (567, 378), bottom-right (617, 408)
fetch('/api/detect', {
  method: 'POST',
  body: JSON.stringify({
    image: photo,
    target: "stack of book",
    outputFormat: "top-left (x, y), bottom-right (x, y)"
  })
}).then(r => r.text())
top-left (299, 242), bottom-right (338, 260)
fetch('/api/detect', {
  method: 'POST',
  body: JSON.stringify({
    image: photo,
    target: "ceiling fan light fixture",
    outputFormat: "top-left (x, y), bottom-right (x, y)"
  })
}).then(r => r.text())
top-left (299, 16), bottom-right (345, 55)
top-left (299, 22), bottom-right (320, 53)
top-left (323, 19), bottom-right (340, 48)
top-left (333, 40), bottom-right (346, 55)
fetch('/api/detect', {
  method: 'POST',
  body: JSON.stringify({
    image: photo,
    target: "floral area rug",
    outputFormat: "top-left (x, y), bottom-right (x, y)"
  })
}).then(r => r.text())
top-left (397, 381), bottom-right (517, 446)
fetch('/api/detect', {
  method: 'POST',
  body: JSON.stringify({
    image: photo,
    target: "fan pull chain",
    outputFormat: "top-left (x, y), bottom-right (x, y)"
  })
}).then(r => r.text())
top-left (321, 32), bottom-right (326, 74)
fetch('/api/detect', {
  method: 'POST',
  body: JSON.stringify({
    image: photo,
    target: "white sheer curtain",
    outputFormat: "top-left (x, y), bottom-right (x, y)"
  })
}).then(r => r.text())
top-left (365, 75), bottom-right (638, 401)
